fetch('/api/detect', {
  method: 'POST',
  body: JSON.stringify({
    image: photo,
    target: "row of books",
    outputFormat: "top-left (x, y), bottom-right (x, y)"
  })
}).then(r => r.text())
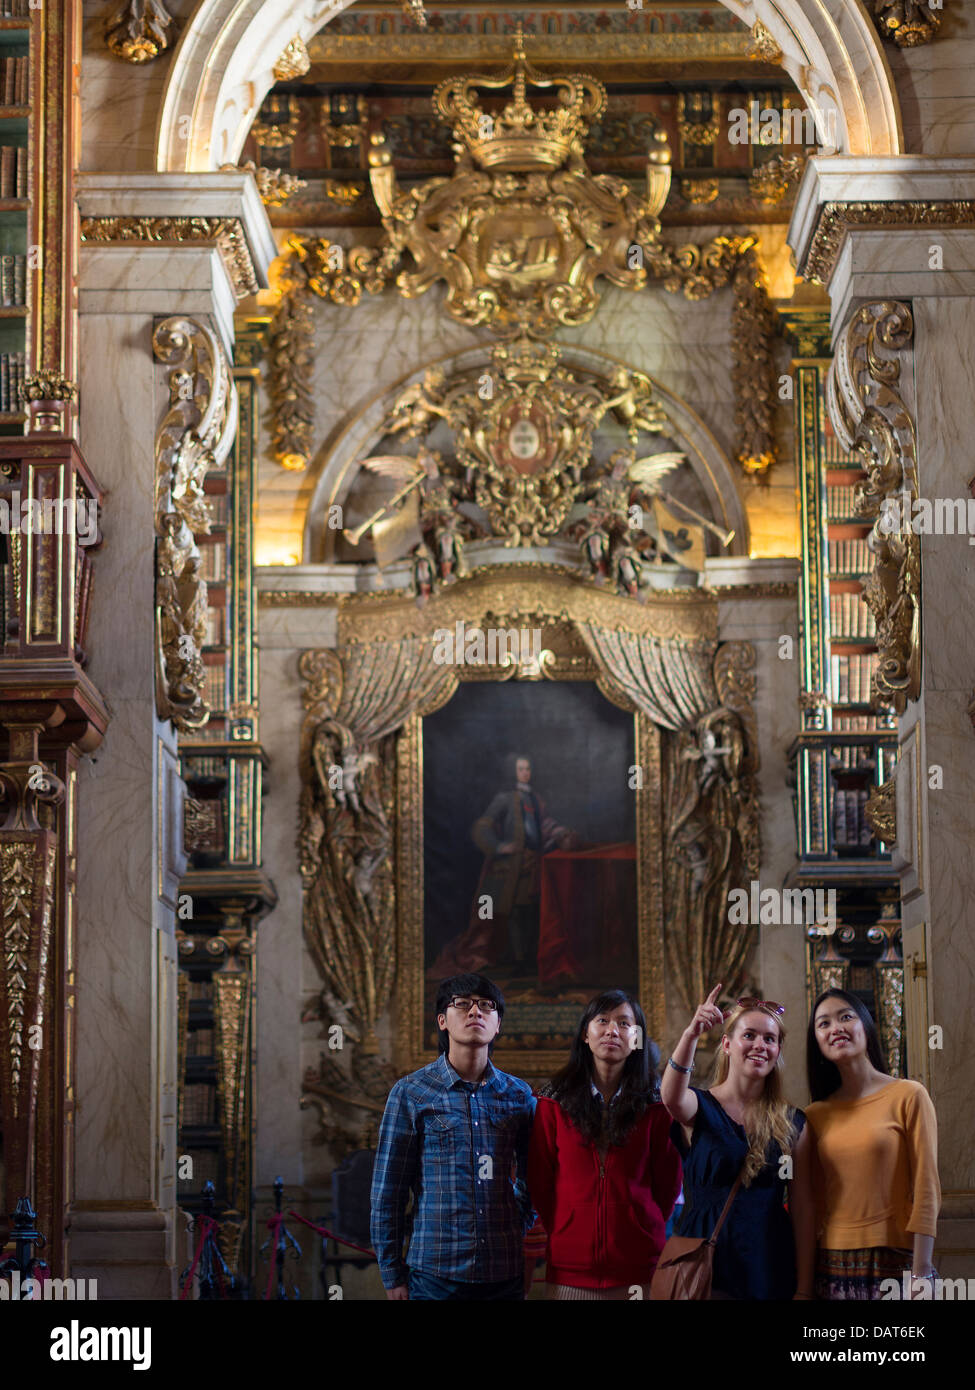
top-left (198, 541), bottom-right (227, 580)
top-left (830, 652), bottom-right (878, 705)
top-left (0, 2), bottom-right (32, 16)
top-left (204, 608), bottom-right (225, 647)
top-left (0, 55), bottom-right (27, 107)
top-left (827, 537), bottom-right (871, 573)
top-left (0, 350), bottom-right (24, 413)
top-left (187, 1028), bottom-right (214, 1058)
top-left (181, 722), bottom-right (229, 743)
top-left (182, 1083), bottom-right (218, 1126)
top-left (0, 252), bottom-right (26, 305)
top-left (822, 429), bottom-right (860, 468)
top-left (202, 664), bottom-right (227, 710)
top-left (831, 744), bottom-right (877, 771)
top-left (0, 145), bottom-right (27, 199)
top-left (828, 717), bottom-right (890, 739)
top-left (826, 485), bottom-right (860, 520)
top-left (184, 755), bottom-right (229, 779)
top-left (829, 591), bottom-right (876, 639)
top-left (832, 712), bottom-right (886, 733)
top-left (205, 493), bottom-right (229, 526)
top-left (833, 788), bottom-right (873, 848)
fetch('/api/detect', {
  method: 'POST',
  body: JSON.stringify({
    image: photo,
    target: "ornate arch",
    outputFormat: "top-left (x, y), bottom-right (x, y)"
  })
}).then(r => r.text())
top-left (155, 0), bottom-right (902, 172)
top-left (299, 344), bottom-right (752, 567)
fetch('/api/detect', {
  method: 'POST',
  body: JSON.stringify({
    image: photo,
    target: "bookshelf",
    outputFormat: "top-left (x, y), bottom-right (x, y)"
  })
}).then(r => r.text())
top-left (781, 310), bottom-right (903, 1073)
top-left (174, 319), bottom-right (277, 1289)
top-left (0, 7), bottom-right (29, 433)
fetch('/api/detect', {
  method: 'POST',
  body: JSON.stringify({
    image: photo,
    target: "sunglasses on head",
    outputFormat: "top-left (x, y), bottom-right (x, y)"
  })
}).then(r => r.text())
top-left (736, 997), bottom-right (785, 1016)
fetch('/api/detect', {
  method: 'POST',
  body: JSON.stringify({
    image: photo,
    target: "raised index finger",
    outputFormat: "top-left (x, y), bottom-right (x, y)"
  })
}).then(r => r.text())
top-left (705, 983), bottom-right (723, 1006)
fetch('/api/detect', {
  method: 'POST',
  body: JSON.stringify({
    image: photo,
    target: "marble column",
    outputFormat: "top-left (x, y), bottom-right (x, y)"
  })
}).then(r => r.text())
top-left (71, 174), bottom-right (274, 1297)
top-left (791, 156), bottom-right (975, 1277)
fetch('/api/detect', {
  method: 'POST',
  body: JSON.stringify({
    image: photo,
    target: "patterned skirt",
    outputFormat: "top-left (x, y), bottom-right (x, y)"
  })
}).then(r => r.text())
top-left (815, 1246), bottom-right (911, 1301)
top-left (548, 1283), bottom-right (651, 1301)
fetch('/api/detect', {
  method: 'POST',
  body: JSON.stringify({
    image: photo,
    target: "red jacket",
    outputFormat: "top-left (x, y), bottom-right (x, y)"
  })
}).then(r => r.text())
top-left (528, 1094), bottom-right (682, 1288)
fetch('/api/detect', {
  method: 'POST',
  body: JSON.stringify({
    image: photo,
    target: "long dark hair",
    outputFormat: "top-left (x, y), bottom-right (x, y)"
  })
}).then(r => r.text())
top-left (807, 988), bottom-right (889, 1101)
top-left (544, 990), bottom-right (660, 1146)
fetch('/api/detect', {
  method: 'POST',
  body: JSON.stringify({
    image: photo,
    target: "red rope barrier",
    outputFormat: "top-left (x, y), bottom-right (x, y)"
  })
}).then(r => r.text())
top-left (286, 1209), bottom-right (376, 1259)
top-left (180, 1215), bottom-right (219, 1301)
top-left (263, 1213), bottom-right (285, 1301)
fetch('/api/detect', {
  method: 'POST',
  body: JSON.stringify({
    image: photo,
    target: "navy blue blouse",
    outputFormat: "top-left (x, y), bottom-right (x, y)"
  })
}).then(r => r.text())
top-left (675, 1087), bottom-right (804, 1300)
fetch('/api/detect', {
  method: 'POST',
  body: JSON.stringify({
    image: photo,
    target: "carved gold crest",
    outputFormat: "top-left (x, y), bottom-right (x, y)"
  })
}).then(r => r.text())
top-left (367, 30), bottom-right (671, 338)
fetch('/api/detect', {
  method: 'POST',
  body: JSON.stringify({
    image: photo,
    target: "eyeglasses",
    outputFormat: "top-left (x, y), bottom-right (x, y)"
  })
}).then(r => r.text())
top-left (737, 997), bottom-right (785, 1016)
top-left (447, 996), bottom-right (498, 1014)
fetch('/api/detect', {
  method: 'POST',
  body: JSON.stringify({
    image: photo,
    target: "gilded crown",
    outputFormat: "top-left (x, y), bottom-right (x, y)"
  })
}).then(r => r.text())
top-left (433, 31), bottom-right (606, 173)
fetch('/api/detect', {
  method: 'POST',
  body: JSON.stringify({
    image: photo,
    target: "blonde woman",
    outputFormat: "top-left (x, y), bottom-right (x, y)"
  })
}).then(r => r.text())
top-left (661, 984), bottom-right (815, 1299)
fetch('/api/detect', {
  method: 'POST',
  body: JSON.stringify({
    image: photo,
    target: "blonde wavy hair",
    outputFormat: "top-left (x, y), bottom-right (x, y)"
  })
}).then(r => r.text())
top-left (711, 1003), bottom-right (797, 1185)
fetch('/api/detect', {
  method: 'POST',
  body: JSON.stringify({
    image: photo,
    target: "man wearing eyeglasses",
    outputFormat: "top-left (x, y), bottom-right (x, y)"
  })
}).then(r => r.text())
top-left (370, 973), bottom-right (536, 1300)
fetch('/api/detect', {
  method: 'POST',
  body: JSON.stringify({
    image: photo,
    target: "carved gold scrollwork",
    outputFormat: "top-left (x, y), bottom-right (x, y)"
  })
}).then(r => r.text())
top-left (269, 253), bottom-right (316, 472)
top-left (800, 202), bottom-right (975, 289)
top-left (79, 218), bottom-right (259, 300)
top-left (747, 21), bottom-right (783, 64)
top-left (298, 649), bottom-right (402, 1058)
top-left (874, 1), bottom-right (942, 47)
top-left (827, 303), bottom-right (919, 712)
top-left (273, 36), bottom-right (311, 82)
top-left (267, 42), bottom-right (775, 478)
top-left (0, 733), bottom-right (61, 1212)
top-left (104, 0), bottom-right (175, 63)
top-left (865, 773), bottom-right (897, 845)
top-left (153, 317), bottom-right (237, 731)
top-left (748, 153), bottom-right (805, 206)
top-left (213, 971), bottom-right (249, 1213)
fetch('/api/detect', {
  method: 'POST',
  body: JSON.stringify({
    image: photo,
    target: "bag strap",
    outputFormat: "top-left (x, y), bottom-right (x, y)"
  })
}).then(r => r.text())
top-left (707, 1166), bottom-right (746, 1245)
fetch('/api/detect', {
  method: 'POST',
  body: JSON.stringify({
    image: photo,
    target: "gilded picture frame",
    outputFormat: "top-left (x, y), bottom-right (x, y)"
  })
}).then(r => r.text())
top-left (394, 623), bottom-right (665, 1080)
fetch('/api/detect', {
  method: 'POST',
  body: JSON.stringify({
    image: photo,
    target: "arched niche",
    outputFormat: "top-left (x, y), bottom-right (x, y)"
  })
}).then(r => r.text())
top-left (155, 0), bottom-right (902, 174)
top-left (300, 344), bottom-right (752, 567)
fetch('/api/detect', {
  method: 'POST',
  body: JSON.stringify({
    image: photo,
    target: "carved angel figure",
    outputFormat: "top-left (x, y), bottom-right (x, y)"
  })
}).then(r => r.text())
top-left (573, 449), bottom-right (685, 596)
top-left (598, 367), bottom-right (671, 444)
top-left (344, 448), bottom-right (478, 598)
top-left (383, 368), bottom-right (451, 437)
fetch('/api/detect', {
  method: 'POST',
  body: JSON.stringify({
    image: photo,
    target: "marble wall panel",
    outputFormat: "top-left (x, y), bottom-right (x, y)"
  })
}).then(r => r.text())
top-left (254, 614), bottom-right (328, 1188)
top-left (80, 0), bottom-right (198, 172)
top-left (887, 6), bottom-right (975, 157)
top-left (716, 587), bottom-right (806, 1102)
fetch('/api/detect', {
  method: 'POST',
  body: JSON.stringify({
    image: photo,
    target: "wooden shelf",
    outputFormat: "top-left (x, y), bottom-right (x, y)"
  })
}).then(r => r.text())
top-left (0, 106), bottom-right (28, 119)
top-left (0, 198), bottom-right (26, 211)
top-left (0, 304), bottom-right (25, 316)
top-left (0, 20), bottom-right (31, 31)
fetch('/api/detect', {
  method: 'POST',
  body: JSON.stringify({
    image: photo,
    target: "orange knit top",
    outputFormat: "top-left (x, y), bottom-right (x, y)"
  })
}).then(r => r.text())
top-left (805, 1078), bottom-right (940, 1249)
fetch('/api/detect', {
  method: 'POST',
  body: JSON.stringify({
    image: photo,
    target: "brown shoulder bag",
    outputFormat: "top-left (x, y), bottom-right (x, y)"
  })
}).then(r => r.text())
top-left (649, 1168), bottom-right (745, 1301)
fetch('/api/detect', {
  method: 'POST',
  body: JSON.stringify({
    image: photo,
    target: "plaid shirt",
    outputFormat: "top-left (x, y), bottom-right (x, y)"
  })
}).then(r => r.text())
top-left (370, 1053), bottom-right (536, 1288)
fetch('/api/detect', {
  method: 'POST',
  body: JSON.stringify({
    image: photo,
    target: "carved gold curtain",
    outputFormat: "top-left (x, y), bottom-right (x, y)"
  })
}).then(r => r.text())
top-left (579, 626), bottom-right (718, 728)
top-left (579, 624), bottom-right (759, 1012)
top-left (298, 641), bottom-right (454, 1053)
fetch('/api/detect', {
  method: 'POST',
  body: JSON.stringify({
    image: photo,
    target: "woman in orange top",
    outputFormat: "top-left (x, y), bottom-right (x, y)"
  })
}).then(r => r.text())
top-left (805, 988), bottom-right (940, 1300)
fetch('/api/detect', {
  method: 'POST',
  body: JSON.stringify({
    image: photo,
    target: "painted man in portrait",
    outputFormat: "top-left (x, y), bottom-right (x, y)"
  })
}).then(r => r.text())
top-left (429, 752), bottom-right (579, 977)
